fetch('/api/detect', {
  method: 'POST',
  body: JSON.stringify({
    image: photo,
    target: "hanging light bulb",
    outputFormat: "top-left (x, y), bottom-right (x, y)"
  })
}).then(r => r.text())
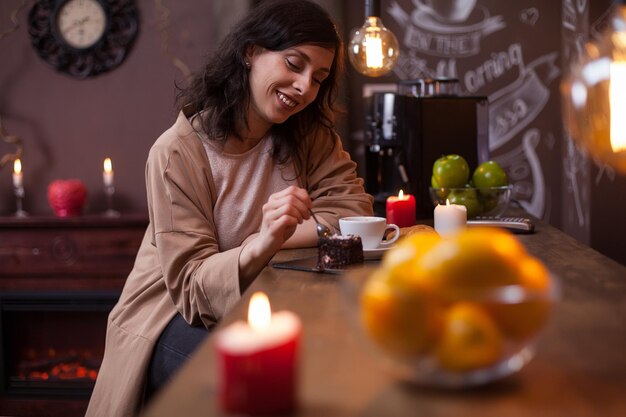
top-left (561, 0), bottom-right (626, 174)
top-left (348, 0), bottom-right (399, 77)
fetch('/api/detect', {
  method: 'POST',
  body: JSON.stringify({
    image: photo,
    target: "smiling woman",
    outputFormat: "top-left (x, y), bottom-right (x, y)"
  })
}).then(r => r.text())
top-left (84, 1), bottom-right (373, 416)
top-left (245, 44), bottom-right (335, 129)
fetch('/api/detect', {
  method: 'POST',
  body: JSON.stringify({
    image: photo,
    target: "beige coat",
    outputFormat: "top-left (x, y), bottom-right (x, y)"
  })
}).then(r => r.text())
top-left (85, 109), bottom-right (373, 417)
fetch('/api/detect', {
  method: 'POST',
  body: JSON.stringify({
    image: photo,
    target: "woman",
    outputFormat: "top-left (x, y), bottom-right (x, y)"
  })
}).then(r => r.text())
top-left (86, 1), bottom-right (372, 415)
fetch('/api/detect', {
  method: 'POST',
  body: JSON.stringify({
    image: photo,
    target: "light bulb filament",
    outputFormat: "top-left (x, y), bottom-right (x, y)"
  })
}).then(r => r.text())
top-left (365, 33), bottom-right (383, 69)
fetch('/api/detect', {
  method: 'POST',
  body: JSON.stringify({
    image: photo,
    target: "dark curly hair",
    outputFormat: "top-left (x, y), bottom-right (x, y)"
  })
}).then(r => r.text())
top-left (176, 0), bottom-right (344, 167)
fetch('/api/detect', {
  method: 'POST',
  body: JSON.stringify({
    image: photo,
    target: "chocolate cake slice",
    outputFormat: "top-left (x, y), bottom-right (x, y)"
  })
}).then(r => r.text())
top-left (317, 234), bottom-right (364, 269)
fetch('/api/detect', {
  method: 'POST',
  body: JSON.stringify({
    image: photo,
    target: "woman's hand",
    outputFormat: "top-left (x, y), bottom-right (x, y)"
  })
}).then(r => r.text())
top-left (238, 186), bottom-right (312, 286)
top-left (259, 185), bottom-right (312, 251)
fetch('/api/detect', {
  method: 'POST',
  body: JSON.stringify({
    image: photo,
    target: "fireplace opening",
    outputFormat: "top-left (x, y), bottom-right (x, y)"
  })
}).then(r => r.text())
top-left (0, 292), bottom-right (118, 397)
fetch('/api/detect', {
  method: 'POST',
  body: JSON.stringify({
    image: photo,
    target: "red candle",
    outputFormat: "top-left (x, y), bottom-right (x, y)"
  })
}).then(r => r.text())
top-left (216, 292), bottom-right (302, 415)
top-left (386, 190), bottom-right (416, 228)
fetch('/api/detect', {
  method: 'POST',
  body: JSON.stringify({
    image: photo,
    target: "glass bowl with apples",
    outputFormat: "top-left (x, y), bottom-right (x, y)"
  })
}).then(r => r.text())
top-left (429, 155), bottom-right (512, 218)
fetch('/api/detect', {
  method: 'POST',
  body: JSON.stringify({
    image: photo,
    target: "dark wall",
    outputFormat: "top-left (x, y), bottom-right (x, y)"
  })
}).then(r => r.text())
top-left (0, 0), bottom-right (248, 215)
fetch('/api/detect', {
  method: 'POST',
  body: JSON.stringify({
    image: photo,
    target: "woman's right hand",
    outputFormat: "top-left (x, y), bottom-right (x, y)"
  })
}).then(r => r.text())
top-left (239, 186), bottom-right (312, 284)
top-left (258, 185), bottom-right (312, 251)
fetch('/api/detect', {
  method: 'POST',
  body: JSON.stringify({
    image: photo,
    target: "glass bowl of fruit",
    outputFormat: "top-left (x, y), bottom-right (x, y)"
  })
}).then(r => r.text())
top-left (430, 156), bottom-right (512, 218)
top-left (342, 227), bottom-right (559, 388)
top-left (429, 185), bottom-right (513, 218)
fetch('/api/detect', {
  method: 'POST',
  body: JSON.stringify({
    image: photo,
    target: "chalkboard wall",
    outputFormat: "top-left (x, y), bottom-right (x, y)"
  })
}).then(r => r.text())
top-left (344, 0), bottom-right (625, 265)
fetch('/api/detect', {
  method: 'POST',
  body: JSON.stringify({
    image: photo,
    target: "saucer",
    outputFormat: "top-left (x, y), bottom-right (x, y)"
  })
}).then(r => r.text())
top-left (363, 245), bottom-right (396, 260)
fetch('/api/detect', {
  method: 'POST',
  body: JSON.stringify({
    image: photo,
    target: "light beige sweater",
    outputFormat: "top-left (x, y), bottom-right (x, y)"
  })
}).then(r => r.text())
top-left (85, 108), bottom-right (373, 417)
top-left (201, 134), bottom-right (297, 251)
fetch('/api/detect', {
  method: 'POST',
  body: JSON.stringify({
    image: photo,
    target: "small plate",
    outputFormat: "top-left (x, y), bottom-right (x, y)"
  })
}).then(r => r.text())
top-left (363, 245), bottom-right (395, 260)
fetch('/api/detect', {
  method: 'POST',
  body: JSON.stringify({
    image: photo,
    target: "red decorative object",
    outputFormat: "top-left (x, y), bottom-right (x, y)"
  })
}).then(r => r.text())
top-left (215, 293), bottom-right (301, 416)
top-left (48, 179), bottom-right (87, 217)
top-left (218, 333), bottom-right (299, 415)
top-left (386, 190), bottom-right (416, 228)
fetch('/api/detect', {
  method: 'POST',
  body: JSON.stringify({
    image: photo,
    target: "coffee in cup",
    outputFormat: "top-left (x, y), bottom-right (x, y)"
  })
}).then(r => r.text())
top-left (339, 216), bottom-right (400, 250)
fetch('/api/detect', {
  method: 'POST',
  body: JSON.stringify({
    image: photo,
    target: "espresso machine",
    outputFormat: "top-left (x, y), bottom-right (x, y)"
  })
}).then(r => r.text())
top-left (364, 78), bottom-right (489, 219)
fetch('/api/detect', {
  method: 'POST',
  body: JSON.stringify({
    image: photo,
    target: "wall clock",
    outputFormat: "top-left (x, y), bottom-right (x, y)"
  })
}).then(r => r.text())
top-left (28, 0), bottom-right (139, 78)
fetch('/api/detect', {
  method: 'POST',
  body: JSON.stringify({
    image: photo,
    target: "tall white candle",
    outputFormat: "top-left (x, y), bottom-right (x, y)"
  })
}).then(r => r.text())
top-left (434, 199), bottom-right (467, 237)
top-left (12, 158), bottom-right (23, 188)
top-left (103, 157), bottom-right (114, 187)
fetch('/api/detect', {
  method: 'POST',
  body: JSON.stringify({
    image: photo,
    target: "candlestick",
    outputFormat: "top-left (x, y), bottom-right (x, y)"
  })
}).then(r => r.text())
top-left (386, 189), bottom-right (416, 228)
top-left (12, 159), bottom-right (28, 217)
top-left (216, 292), bottom-right (301, 416)
top-left (434, 199), bottom-right (467, 237)
top-left (102, 157), bottom-right (120, 217)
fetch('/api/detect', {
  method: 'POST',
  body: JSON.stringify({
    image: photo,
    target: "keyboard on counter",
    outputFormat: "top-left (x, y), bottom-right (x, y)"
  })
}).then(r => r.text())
top-left (467, 216), bottom-right (535, 234)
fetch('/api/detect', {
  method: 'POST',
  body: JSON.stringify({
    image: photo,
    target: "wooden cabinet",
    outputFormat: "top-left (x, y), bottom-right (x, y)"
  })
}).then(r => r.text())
top-left (0, 214), bottom-right (148, 291)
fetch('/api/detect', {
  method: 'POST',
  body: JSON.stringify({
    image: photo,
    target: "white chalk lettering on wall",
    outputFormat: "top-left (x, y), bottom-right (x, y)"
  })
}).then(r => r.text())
top-left (519, 8), bottom-right (539, 26)
top-left (389, 0), bottom-right (505, 58)
top-left (496, 129), bottom-right (547, 217)
top-left (387, 0), bottom-right (561, 218)
top-left (488, 53), bottom-right (560, 151)
top-left (464, 43), bottom-right (523, 93)
top-left (561, 0), bottom-right (590, 229)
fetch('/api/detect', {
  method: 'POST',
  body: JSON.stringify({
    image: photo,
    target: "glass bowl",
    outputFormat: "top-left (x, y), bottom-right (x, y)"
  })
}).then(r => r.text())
top-left (342, 266), bottom-right (559, 388)
top-left (429, 185), bottom-right (513, 218)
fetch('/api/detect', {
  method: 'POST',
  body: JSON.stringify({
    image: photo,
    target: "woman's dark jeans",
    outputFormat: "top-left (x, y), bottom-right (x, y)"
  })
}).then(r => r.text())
top-left (145, 313), bottom-right (213, 402)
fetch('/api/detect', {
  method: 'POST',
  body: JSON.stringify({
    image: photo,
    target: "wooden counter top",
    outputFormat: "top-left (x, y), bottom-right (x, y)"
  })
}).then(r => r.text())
top-left (142, 219), bottom-right (626, 417)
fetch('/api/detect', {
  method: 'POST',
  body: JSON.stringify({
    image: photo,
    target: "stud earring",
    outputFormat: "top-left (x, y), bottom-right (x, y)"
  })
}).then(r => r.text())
top-left (245, 60), bottom-right (251, 69)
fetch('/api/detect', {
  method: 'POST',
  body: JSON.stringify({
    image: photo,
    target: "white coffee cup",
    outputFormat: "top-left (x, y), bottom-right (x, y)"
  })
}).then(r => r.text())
top-left (339, 216), bottom-right (400, 250)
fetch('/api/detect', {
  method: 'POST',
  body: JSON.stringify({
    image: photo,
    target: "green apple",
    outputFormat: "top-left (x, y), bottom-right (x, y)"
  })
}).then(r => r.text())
top-left (472, 161), bottom-right (508, 188)
top-left (448, 188), bottom-right (483, 219)
top-left (432, 154), bottom-right (470, 189)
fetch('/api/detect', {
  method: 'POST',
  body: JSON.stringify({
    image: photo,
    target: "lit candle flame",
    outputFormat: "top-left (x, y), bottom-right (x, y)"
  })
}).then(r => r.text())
top-left (610, 61), bottom-right (626, 152)
top-left (104, 157), bottom-right (113, 173)
top-left (14, 158), bottom-right (22, 174)
top-left (248, 292), bottom-right (271, 331)
top-left (398, 189), bottom-right (404, 199)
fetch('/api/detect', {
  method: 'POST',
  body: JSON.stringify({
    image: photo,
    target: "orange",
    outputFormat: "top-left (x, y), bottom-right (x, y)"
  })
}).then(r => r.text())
top-left (486, 256), bottom-right (554, 342)
top-left (436, 302), bottom-right (503, 371)
top-left (418, 227), bottom-right (527, 301)
top-left (381, 230), bottom-right (441, 291)
top-left (360, 269), bottom-right (442, 357)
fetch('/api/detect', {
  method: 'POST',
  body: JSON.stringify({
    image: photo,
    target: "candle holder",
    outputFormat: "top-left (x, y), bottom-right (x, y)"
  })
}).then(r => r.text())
top-left (103, 184), bottom-right (120, 218)
top-left (14, 185), bottom-right (28, 218)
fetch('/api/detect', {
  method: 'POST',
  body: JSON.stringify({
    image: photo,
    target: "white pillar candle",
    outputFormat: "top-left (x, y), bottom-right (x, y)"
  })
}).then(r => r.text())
top-left (103, 157), bottom-right (114, 187)
top-left (12, 158), bottom-right (23, 188)
top-left (434, 199), bottom-right (467, 237)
